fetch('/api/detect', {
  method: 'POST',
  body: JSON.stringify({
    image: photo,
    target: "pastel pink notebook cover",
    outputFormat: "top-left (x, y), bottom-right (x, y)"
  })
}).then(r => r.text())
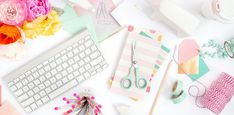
top-left (0, 101), bottom-right (21, 115)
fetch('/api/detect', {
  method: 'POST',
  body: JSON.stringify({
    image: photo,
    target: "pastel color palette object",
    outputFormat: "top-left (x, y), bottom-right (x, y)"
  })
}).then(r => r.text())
top-left (178, 39), bottom-right (199, 74)
top-left (110, 26), bottom-right (170, 100)
top-left (188, 57), bottom-right (209, 81)
top-left (59, 5), bottom-right (99, 43)
top-left (0, 101), bottom-right (21, 115)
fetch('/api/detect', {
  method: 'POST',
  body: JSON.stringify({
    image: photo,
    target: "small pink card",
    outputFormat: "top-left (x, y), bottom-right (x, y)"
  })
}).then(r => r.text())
top-left (0, 101), bottom-right (21, 115)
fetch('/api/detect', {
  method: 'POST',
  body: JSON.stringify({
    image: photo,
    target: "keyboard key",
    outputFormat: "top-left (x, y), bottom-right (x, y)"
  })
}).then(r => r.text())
top-left (56, 66), bottom-right (63, 72)
top-left (28, 83), bottom-right (35, 88)
top-left (23, 86), bottom-right (29, 92)
top-left (15, 89), bottom-right (23, 96)
top-left (77, 75), bottom-right (85, 82)
top-left (25, 71), bottom-right (31, 76)
top-left (34, 94), bottom-right (40, 100)
top-left (33, 87), bottom-right (40, 93)
top-left (79, 52), bottom-right (85, 58)
top-left (39, 76), bottom-right (46, 82)
top-left (16, 82), bottom-right (23, 89)
top-left (91, 57), bottom-right (103, 66)
top-left (45, 73), bottom-right (52, 78)
top-left (44, 80), bottom-right (51, 87)
top-left (42, 96), bottom-right (50, 103)
top-left (51, 84), bottom-right (57, 90)
top-left (14, 78), bottom-right (20, 83)
top-left (10, 85), bottom-right (17, 92)
top-left (22, 79), bottom-right (29, 85)
top-left (28, 90), bottom-right (34, 96)
top-left (50, 77), bottom-right (56, 83)
top-left (67, 74), bottom-right (74, 80)
top-left (27, 75), bottom-right (34, 82)
top-left (74, 55), bottom-right (80, 61)
top-left (55, 74), bottom-right (62, 80)
top-left (39, 91), bottom-right (46, 97)
top-left (45, 87), bottom-right (52, 93)
top-left (22, 97), bottom-right (34, 107)
top-left (61, 70), bottom-right (68, 76)
top-left (25, 107), bottom-right (32, 113)
top-left (36, 100), bottom-right (43, 107)
top-left (72, 63), bottom-right (79, 69)
top-left (39, 84), bottom-right (45, 90)
top-left (48, 80), bottom-right (78, 99)
top-left (90, 51), bottom-right (100, 59)
top-left (62, 78), bottom-right (68, 84)
top-left (34, 79), bottom-right (40, 85)
top-left (56, 81), bottom-right (63, 87)
top-left (33, 72), bottom-right (39, 78)
top-left (51, 69), bottom-right (57, 75)
top-left (50, 62), bottom-right (56, 68)
top-left (18, 94), bottom-right (29, 102)
top-left (49, 57), bottom-right (55, 62)
top-left (30, 103), bottom-right (38, 110)
top-left (62, 62), bottom-right (69, 68)
top-left (56, 59), bottom-right (62, 64)
top-left (38, 69), bottom-right (45, 75)
top-left (37, 64), bottom-right (43, 69)
top-left (19, 74), bottom-right (26, 79)
top-left (44, 65), bottom-right (51, 72)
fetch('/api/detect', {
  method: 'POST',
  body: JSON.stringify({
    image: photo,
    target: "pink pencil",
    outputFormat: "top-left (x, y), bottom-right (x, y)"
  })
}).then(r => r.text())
top-left (0, 85), bottom-right (2, 107)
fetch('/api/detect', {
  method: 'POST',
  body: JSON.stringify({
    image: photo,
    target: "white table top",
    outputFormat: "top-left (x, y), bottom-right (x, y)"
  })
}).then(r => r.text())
top-left (1, 0), bottom-right (234, 115)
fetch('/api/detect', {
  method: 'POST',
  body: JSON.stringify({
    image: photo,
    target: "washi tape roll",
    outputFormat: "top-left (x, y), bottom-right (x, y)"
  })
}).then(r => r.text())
top-left (171, 91), bottom-right (186, 104)
top-left (172, 80), bottom-right (183, 96)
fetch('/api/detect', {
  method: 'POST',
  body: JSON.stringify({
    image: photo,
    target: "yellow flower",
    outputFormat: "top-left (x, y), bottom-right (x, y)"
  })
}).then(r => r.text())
top-left (22, 10), bottom-right (61, 39)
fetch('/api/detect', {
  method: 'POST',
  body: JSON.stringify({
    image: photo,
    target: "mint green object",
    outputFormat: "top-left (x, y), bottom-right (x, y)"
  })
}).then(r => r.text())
top-left (172, 80), bottom-right (183, 96)
top-left (139, 31), bottom-right (153, 39)
top-left (171, 91), bottom-right (186, 104)
top-left (188, 57), bottom-right (209, 81)
top-left (120, 41), bottom-right (147, 89)
top-left (59, 5), bottom-right (99, 44)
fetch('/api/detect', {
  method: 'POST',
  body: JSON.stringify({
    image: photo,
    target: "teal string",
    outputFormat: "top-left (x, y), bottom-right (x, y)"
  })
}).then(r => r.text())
top-left (200, 39), bottom-right (229, 59)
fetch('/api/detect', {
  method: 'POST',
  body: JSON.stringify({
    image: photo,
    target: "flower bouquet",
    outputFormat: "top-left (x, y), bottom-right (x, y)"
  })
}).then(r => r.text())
top-left (0, 0), bottom-right (61, 60)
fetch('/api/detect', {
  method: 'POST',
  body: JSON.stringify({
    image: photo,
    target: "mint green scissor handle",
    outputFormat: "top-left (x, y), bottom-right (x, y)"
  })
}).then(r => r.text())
top-left (120, 67), bottom-right (147, 89)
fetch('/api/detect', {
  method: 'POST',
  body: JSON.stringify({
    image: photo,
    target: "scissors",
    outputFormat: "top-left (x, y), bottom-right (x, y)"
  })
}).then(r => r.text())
top-left (120, 40), bottom-right (147, 89)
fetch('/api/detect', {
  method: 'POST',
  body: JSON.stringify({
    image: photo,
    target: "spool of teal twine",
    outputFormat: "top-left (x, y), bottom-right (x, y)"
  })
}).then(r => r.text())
top-left (200, 40), bottom-right (229, 59)
top-left (224, 38), bottom-right (234, 58)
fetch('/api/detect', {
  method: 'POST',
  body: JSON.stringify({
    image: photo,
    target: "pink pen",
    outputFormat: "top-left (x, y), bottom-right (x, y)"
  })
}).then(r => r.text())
top-left (0, 85), bottom-right (2, 107)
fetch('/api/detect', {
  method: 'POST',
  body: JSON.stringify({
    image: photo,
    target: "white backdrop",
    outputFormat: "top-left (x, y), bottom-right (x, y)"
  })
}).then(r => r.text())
top-left (0, 0), bottom-right (234, 115)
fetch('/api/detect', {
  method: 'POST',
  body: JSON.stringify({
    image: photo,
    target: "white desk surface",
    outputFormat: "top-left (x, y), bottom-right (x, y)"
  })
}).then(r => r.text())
top-left (1, 0), bottom-right (234, 115)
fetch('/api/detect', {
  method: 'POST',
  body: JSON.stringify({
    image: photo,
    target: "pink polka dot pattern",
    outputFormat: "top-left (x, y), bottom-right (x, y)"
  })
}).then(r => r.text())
top-left (200, 72), bottom-right (234, 114)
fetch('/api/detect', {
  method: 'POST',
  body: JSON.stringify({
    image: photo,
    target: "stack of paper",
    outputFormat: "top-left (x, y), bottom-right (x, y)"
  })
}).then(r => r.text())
top-left (110, 26), bottom-right (170, 100)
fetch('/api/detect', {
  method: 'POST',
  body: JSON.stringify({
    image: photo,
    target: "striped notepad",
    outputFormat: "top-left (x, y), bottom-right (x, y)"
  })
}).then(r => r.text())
top-left (110, 26), bottom-right (170, 100)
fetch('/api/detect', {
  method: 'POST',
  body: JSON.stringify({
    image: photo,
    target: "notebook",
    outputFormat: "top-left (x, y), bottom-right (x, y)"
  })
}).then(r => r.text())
top-left (110, 26), bottom-right (170, 100)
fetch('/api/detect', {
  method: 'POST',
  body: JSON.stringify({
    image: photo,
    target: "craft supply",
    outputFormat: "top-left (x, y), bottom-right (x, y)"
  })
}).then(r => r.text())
top-left (73, 0), bottom-right (121, 42)
top-left (224, 38), bottom-right (234, 58)
top-left (172, 80), bottom-right (183, 96)
top-left (171, 80), bottom-right (186, 104)
top-left (110, 26), bottom-right (170, 100)
top-left (188, 57), bottom-right (209, 81)
top-left (171, 91), bottom-right (186, 104)
top-left (0, 85), bottom-right (21, 115)
top-left (178, 39), bottom-right (199, 74)
top-left (59, 5), bottom-right (99, 43)
top-left (0, 85), bottom-right (1, 107)
top-left (200, 72), bottom-right (234, 114)
top-left (156, 0), bottom-right (200, 36)
top-left (120, 40), bottom-right (148, 89)
top-left (149, 60), bottom-right (172, 115)
top-left (111, 0), bottom-right (154, 26)
top-left (173, 45), bottom-right (209, 81)
top-left (55, 89), bottom-right (103, 115)
top-left (200, 39), bottom-right (228, 59)
top-left (201, 0), bottom-right (234, 23)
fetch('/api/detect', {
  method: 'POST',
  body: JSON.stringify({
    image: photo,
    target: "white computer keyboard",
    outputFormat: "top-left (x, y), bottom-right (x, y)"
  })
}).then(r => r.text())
top-left (3, 29), bottom-right (108, 113)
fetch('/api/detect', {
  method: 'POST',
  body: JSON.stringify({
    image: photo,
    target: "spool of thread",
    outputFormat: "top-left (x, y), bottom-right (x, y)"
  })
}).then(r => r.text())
top-left (201, 0), bottom-right (234, 23)
top-left (224, 38), bottom-right (234, 58)
top-left (200, 72), bottom-right (234, 114)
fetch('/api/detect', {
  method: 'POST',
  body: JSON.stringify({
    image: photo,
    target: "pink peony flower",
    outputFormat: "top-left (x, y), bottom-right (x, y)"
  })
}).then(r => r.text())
top-left (25, 0), bottom-right (51, 21)
top-left (0, 0), bottom-right (27, 26)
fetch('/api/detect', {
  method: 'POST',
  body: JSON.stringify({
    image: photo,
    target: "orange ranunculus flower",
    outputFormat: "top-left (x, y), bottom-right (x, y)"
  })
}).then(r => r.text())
top-left (0, 23), bottom-right (21, 45)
